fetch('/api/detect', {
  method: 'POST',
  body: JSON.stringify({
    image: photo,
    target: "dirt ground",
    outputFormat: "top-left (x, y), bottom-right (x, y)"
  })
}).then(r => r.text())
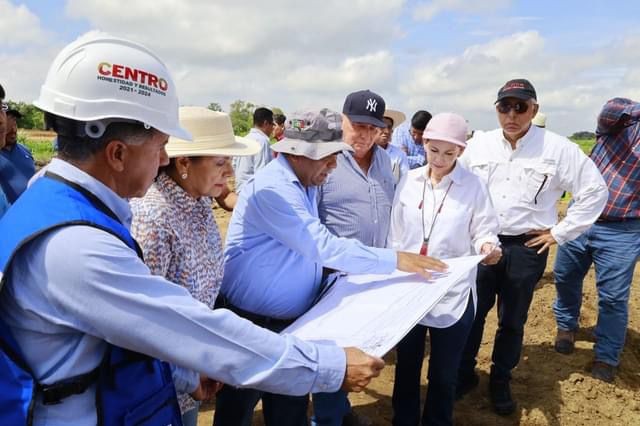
top-left (199, 202), bottom-right (640, 426)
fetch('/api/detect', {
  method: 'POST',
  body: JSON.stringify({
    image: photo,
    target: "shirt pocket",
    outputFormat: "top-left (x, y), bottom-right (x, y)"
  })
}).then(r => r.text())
top-left (520, 161), bottom-right (557, 205)
top-left (467, 160), bottom-right (495, 185)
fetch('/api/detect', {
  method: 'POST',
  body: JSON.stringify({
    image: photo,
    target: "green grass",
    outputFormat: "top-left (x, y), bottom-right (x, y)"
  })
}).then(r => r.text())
top-left (569, 137), bottom-right (595, 154)
top-left (20, 137), bottom-right (56, 164)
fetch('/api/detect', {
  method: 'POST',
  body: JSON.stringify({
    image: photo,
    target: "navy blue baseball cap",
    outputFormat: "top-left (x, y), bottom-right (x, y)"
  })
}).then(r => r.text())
top-left (342, 89), bottom-right (386, 128)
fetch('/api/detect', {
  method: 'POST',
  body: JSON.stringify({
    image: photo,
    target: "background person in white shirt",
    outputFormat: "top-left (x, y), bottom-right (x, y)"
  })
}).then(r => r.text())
top-left (456, 79), bottom-right (608, 416)
top-left (388, 112), bottom-right (501, 426)
top-left (233, 107), bottom-right (275, 193)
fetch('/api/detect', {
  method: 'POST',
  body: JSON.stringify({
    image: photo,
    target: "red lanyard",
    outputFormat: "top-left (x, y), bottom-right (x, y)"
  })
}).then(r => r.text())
top-left (419, 178), bottom-right (454, 256)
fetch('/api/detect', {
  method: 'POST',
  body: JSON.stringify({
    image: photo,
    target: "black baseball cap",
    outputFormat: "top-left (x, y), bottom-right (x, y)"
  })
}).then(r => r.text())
top-left (342, 89), bottom-right (386, 128)
top-left (495, 79), bottom-right (537, 103)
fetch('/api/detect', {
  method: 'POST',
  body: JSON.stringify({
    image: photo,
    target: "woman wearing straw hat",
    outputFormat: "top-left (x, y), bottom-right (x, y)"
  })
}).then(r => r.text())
top-left (130, 106), bottom-right (260, 426)
top-left (387, 112), bottom-right (502, 426)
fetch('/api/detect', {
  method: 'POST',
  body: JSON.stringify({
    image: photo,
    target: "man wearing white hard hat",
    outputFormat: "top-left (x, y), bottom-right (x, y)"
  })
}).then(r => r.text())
top-left (0, 35), bottom-right (385, 426)
top-left (217, 108), bottom-right (448, 425)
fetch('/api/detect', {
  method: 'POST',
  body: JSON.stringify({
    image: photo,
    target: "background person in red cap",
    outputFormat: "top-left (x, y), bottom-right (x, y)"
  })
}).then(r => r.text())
top-left (388, 112), bottom-right (501, 426)
top-left (456, 78), bottom-right (608, 416)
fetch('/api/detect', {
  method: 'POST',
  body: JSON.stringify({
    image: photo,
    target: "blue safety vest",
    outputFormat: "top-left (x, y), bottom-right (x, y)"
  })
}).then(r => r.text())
top-left (0, 173), bottom-right (183, 426)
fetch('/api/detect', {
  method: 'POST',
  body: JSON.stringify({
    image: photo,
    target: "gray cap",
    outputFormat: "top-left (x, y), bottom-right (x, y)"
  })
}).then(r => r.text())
top-left (271, 109), bottom-right (353, 160)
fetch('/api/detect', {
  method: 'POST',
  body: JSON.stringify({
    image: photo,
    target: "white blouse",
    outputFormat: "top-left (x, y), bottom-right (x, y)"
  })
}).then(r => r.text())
top-left (387, 161), bottom-right (500, 328)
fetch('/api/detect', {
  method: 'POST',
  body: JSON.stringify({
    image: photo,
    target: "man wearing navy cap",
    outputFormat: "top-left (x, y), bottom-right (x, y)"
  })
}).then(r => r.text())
top-left (0, 108), bottom-right (36, 203)
top-left (457, 78), bottom-right (607, 415)
top-left (314, 90), bottom-right (395, 425)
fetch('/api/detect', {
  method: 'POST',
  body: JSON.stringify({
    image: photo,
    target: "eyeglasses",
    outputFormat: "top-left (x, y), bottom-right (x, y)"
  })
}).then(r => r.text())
top-left (496, 100), bottom-right (529, 114)
top-left (0, 102), bottom-right (8, 112)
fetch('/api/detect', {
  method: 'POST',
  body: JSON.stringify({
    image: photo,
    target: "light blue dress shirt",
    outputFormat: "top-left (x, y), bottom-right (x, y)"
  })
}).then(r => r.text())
top-left (391, 121), bottom-right (425, 169)
top-left (385, 143), bottom-right (409, 185)
top-left (0, 158), bottom-right (346, 426)
top-left (222, 154), bottom-right (397, 319)
top-left (318, 147), bottom-right (395, 248)
top-left (233, 127), bottom-right (273, 193)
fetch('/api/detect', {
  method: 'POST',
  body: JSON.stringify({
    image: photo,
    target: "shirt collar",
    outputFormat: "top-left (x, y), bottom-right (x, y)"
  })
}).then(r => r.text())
top-left (414, 161), bottom-right (464, 186)
top-left (501, 123), bottom-right (538, 148)
top-left (154, 172), bottom-right (207, 211)
top-left (47, 158), bottom-right (134, 228)
top-left (249, 127), bottom-right (270, 140)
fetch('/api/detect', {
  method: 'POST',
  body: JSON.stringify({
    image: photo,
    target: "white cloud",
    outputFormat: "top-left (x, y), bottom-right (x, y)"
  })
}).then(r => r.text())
top-left (413, 0), bottom-right (510, 21)
top-left (400, 31), bottom-right (640, 135)
top-left (0, 0), bottom-right (49, 46)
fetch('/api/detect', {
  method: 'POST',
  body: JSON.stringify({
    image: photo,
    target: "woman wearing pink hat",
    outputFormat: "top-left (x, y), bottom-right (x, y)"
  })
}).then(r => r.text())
top-left (387, 112), bottom-right (502, 425)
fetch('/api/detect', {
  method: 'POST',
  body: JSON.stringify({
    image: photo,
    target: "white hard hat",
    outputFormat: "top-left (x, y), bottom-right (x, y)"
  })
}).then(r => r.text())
top-left (34, 33), bottom-right (191, 140)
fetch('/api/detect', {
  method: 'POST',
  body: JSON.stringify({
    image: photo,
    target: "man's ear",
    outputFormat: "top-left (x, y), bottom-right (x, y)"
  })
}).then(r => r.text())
top-left (103, 139), bottom-right (128, 172)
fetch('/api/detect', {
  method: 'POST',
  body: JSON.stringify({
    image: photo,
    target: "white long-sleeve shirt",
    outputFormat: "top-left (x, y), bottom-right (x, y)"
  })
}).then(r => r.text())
top-left (388, 162), bottom-right (500, 328)
top-left (459, 125), bottom-right (608, 245)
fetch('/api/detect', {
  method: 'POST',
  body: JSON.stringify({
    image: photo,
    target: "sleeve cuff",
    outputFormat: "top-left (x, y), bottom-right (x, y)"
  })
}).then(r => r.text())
top-left (310, 343), bottom-right (346, 393)
top-left (170, 364), bottom-right (200, 394)
top-left (378, 248), bottom-right (398, 273)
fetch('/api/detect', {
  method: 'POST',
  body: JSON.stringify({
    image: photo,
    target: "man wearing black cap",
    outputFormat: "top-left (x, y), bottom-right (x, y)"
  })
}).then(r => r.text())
top-left (314, 90), bottom-right (395, 425)
top-left (456, 78), bottom-right (607, 415)
top-left (0, 108), bottom-right (36, 203)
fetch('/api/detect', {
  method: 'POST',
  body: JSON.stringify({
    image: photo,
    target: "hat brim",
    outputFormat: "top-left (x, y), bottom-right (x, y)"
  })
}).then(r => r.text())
top-left (383, 110), bottom-right (406, 129)
top-left (344, 114), bottom-right (386, 128)
top-left (495, 91), bottom-right (536, 103)
top-left (271, 139), bottom-right (354, 160)
top-left (423, 129), bottom-right (467, 147)
top-left (166, 135), bottom-right (261, 158)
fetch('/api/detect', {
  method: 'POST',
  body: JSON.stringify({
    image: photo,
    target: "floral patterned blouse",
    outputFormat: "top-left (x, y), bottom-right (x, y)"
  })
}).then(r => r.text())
top-left (130, 172), bottom-right (224, 413)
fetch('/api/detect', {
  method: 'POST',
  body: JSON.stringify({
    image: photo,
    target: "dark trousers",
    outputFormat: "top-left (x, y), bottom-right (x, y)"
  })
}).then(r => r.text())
top-left (213, 299), bottom-right (308, 426)
top-left (392, 295), bottom-right (475, 426)
top-left (459, 235), bottom-right (548, 381)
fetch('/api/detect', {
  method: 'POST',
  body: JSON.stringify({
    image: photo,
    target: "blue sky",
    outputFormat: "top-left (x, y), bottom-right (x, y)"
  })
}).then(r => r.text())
top-left (3, 0), bottom-right (640, 135)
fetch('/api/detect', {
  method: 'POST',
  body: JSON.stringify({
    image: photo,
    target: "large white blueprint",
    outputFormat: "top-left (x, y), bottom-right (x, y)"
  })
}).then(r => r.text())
top-left (283, 255), bottom-right (485, 357)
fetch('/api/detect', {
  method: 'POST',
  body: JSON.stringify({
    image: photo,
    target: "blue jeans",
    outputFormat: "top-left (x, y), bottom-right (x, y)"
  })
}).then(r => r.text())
top-left (181, 401), bottom-right (200, 426)
top-left (553, 220), bottom-right (640, 366)
top-left (392, 295), bottom-right (475, 426)
top-left (311, 390), bottom-right (350, 426)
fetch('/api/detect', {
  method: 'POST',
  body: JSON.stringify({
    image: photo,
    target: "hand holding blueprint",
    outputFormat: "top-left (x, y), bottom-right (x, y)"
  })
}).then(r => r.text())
top-left (283, 255), bottom-right (485, 357)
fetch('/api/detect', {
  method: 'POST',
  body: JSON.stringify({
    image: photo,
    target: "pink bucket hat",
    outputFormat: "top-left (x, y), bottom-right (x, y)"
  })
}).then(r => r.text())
top-left (422, 112), bottom-right (468, 147)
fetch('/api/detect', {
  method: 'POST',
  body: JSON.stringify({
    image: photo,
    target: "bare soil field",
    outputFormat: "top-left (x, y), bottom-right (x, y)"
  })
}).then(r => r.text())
top-left (200, 200), bottom-right (640, 426)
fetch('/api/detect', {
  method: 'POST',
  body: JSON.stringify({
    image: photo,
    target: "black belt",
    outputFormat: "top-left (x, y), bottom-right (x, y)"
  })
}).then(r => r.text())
top-left (596, 217), bottom-right (638, 223)
top-left (498, 234), bottom-right (531, 244)
top-left (216, 295), bottom-right (297, 331)
top-left (37, 367), bottom-right (100, 405)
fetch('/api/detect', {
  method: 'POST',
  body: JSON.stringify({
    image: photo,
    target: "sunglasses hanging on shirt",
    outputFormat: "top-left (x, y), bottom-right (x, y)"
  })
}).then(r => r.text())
top-left (418, 178), bottom-right (454, 257)
top-left (496, 99), bottom-right (530, 114)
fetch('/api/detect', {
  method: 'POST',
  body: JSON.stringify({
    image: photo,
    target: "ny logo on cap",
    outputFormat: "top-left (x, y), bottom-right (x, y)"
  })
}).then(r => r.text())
top-left (366, 98), bottom-right (378, 112)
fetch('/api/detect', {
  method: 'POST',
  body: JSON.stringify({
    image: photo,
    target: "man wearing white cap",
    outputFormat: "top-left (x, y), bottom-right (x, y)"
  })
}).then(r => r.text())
top-left (457, 78), bottom-right (607, 415)
top-left (217, 108), bottom-right (448, 425)
top-left (0, 35), bottom-right (389, 425)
